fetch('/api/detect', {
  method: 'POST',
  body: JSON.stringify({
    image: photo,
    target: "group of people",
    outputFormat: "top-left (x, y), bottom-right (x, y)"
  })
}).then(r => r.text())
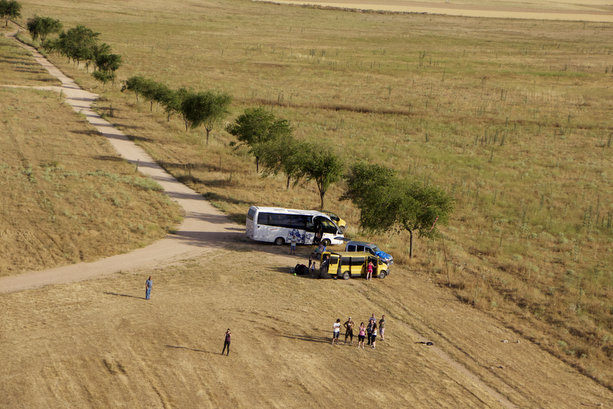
top-left (332, 313), bottom-right (386, 349)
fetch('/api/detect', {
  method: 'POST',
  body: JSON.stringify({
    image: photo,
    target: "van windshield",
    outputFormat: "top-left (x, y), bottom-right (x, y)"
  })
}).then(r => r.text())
top-left (314, 216), bottom-right (337, 234)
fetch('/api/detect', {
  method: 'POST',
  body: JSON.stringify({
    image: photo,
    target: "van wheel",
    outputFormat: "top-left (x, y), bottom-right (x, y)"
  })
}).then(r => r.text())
top-left (274, 237), bottom-right (285, 246)
top-left (343, 271), bottom-right (350, 280)
top-left (322, 239), bottom-right (331, 246)
top-left (379, 271), bottom-right (387, 279)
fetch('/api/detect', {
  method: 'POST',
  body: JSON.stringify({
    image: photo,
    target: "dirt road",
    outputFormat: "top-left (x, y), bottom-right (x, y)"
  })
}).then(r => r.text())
top-left (0, 31), bottom-right (240, 294)
top-left (1, 27), bottom-right (612, 409)
top-left (255, 0), bottom-right (613, 22)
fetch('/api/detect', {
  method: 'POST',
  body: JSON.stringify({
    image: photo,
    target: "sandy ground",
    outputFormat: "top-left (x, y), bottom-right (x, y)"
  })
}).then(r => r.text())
top-left (255, 0), bottom-right (613, 22)
top-left (1, 25), bottom-right (612, 409)
top-left (1, 246), bottom-right (612, 408)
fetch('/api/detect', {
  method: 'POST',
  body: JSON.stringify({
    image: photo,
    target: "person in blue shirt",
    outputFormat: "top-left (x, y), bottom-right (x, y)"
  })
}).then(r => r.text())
top-left (145, 276), bottom-right (152, 300)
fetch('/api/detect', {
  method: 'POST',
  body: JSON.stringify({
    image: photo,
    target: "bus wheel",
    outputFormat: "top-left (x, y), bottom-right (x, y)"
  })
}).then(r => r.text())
top-left (343, 271), bottom-right (350, 280)
top-left (274, 237), bottom-right (285, 246)
top-left (322, 239), bottom-right (331, 246)
top-left (379, 271), bottom-right (387, 279)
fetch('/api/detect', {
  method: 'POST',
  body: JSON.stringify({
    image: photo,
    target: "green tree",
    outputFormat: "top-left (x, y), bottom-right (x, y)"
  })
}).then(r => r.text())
top-left (89, 42), bottom-right (111, 72)
top-left (301, 149), bottom-right (343, 210)
top-left (343, 162), bottom-right (397, 205)
top-left (92, 69), bottom-right (115, 86)
top-left (257, 135), bottom-right (308, 189)
top-left (26, 16), bottom-right (62, 43)
top-left (226, 108), bottom-right (291, 172)
top-left (95, 53), bottom-right (121, 72)
top-left (0, 0), bottom-right (21, 27)
top-left (181, 91), bottom-right (232, 144)
top-left (343, 163), bottom-right (454, 258)
top-left (56, 25), bottom-right (99, 66)
top-left (139, 78), bottom-right (164, 112)
top-left (159, 87), bottom-right (189, 122)
top-left (121, 75), bottom-right (147, 103)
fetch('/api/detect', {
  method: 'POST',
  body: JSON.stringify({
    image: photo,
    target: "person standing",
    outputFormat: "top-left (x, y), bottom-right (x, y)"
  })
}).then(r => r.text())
top-left (332, 318), bottom-right (341, 345)
top-left (367, 313), bottom-right (376, 345)
top-left (290, 230), bottom-right (298, 255)
top-left (319, 254), bottom-right (330, 278)
top-left (371, 323), bottom-right (378, 349)
top-left (358, 322), bottom-right (366, 349)
top-left (366, 260), bottom-right (374, 280)
top-left (145, 276), bottom-right (152, 300)
top-left (308, 255), bottom-right (317, 274)
top-left (222, 329), bottom-right (231, 356)
top-left (379, 315), bottom-right (386, 341)
top-left (343, 317), bottom-right (354, 345)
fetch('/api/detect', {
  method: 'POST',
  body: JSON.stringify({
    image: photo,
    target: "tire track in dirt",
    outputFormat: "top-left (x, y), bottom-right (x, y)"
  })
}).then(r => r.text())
top-left (2, 26), bottom-right (604, 409)
top-left (352, 281), bottom-right (520, 409)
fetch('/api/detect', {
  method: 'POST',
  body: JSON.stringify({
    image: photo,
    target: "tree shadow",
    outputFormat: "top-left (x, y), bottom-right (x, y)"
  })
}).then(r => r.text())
top-left (203, 191), bottom-right (250, 206)
top-left (94, 155), bottom-right (124, 162)
top-left (71, 129), bottom-right (99, 137)
top-left (126, 134), bottom-right (153, 142)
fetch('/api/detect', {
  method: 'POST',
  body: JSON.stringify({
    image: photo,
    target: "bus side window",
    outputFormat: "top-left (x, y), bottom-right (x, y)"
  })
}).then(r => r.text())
top-left (257, 213), bottom-right (271, 225)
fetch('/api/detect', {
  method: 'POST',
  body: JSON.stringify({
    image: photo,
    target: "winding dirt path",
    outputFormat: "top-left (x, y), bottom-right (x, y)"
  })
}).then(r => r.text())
top-left (2, 27), bottom-right (611, 409)
top-left (0, 31), bottom-right (242, 294)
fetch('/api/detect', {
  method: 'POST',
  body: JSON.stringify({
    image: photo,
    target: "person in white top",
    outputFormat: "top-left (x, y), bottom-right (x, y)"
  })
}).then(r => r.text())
top-left (332, 318), bottom-right (341, 345)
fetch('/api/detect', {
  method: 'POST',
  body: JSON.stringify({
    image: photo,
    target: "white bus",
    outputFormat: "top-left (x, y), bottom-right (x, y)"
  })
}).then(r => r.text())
top-left (246, 206), bottom-right (345, 246)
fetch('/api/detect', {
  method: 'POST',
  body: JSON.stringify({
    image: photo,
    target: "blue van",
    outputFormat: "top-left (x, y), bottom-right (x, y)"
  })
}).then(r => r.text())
top-left (344, 241), bottom-right (393, 265)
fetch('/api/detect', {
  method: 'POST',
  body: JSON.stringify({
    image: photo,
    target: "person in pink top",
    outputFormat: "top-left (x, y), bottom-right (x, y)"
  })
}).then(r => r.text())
top-left (366, 260), bottom-right (374, 280)
top-left (357, 322), bottom-right (366, 349)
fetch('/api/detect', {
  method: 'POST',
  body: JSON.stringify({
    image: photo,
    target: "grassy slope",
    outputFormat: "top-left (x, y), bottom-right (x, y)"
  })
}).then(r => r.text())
top-left (0, 36), bottom-right (182, 276)
top-left (1, 246), bottom-right (611, 408)
top-left (9, 0), bottom-right (613, 388)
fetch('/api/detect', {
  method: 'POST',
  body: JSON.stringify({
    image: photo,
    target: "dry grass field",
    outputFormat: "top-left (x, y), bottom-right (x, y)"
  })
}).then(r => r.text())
top-left (1, 245), bottom-right (612, 408)
top-left (0, 37), bottom-right (182, 276)
top-left (0, 0), bottom-right (612, 405)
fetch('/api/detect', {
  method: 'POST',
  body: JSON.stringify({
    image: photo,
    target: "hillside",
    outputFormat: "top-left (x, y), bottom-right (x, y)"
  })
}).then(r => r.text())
top-left (0, 0), bottom-right (611, 404)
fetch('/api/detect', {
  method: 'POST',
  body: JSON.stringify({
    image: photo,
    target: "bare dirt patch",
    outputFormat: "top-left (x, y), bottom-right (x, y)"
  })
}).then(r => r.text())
top-left (256, 0), bottom-right (613, 21)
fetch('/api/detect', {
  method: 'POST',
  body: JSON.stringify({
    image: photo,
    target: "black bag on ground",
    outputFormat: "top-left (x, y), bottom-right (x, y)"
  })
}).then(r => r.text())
top-left (294, 264), bottom-right (309, 275)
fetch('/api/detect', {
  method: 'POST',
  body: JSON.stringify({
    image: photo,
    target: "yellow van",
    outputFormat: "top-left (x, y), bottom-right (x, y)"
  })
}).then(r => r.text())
top-left (319, 251), bottom-right (390, 280)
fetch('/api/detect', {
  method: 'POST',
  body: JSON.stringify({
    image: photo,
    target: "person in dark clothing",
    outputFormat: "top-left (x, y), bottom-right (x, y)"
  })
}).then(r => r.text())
top-left (319, 255), bottom-right (330, 278)
top-left (366, 320), bottom-right (373, 345)
top-left (343, 317), bottom-right (354, 345)
top-left (222, 329), bottom-right (231, 356)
